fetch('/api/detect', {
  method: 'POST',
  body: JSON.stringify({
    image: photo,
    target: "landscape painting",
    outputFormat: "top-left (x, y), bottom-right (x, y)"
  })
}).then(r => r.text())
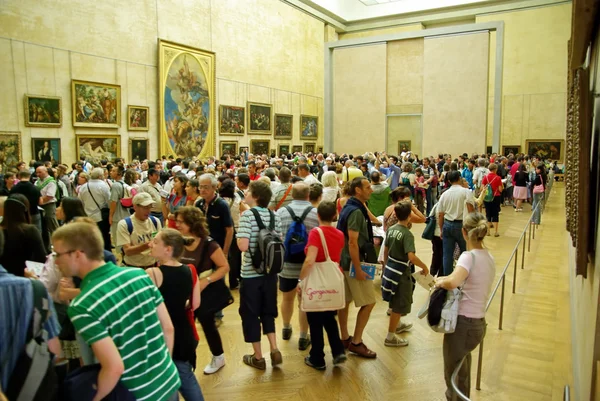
top-left (76, 135), bottom-right (120, 164)
top-left (526, 139), bottom-right (565, 162)
top-left (250, 140), bottom-right (270, 155)
top-left (0, 133), bottom-right (22, 171)
top-left (300, 115), bottom-right (318, 140)
top-left (24, 95), bottom-right (62, 127)
top-left (220, 141), bottom-right (238, 157)
top-left (129, 138), bottom-right (148, 161)
top-left (248, 102), bottom-right (272, 134)
top-left (72, 80), bottom-right (121, 128)
top-left (274, 114), bottom-right (293, 138)
top-left (220, 105), bottom-right (245, 135)
top-left (128, 106), bottom-right (149, 131)
top-left (32, 138), bottom-right (61, 163)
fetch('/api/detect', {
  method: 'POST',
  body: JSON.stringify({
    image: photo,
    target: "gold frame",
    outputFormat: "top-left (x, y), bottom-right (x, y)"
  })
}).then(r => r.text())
top-left (525, 139), bottom-right (565, 162)
top-left (317, 146), bottom-right (323, 154)
top-left (501, 145), bottom-right (521, 156)
top-left (247, 102), bottom-right (272, 134)
top-left (292, 145), bottom-right (302, 153)
top-left (397, 140), bottom-right (411, 154)
top-left (299, 115), bottom-right (318, 140)
top-left (127, 105), bottom-right (150, 131)
top-left (250, 139), bottom-right (270, 155)
top-left (24, 94), bottom-right (62, 128)
top-left (129, 138), bottom-right (148, 161)
top-left (220, 141), bottom-right (238, 157)
top-left (304, 142), bottom-right (316, 153)
top-left (274, 113), bottom-right (293, 139)
top-left (159, 40), bottom-right (216, 159)
top-left (219, 105), bottom-right (245, 135)
top-left (0, 132), bottom-right (22, 170)
top-left (71, 79), bottom-right (121, 128)
top-left (31, 138), bottom-right (61, 163)
top-left (278, 144), bottom-right (290, 155)
top-left (76, 134), bottom-right (121, 164)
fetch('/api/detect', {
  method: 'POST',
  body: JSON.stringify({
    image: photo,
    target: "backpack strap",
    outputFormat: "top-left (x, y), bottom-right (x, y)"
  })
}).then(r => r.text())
top-left (249, 208), bottom-right (266, 230)
top-left (29, 279), bottom-right (49, 341)
top-left (300, 206), bottom-right (314, 221)
top-left (285, 205), bottom-right (298, 221)
top-left (267, 210), bottom-right (275, 231)
top-left (125, 217), bottom-right (133, 235)
top-left (149, 215), bottom-right (158, 230)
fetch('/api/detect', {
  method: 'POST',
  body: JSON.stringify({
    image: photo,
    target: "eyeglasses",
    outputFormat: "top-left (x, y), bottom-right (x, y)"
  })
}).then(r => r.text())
top-left (199, 185), bottom-right (212, 190)
top-left (52, 250), bottom-right (77, 258)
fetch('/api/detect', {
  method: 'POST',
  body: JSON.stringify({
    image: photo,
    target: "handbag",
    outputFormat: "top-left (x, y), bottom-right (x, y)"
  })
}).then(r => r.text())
top-left (118, 182), bottom-right (137, 208)
top-left (87, 183), bottom-right (110, 221)
top-left (194, 239), bottom-right (234, 317)
top-left (421, 215), bottom-right (437, 241)
top-left (533, 183), bottom-right (544, 194)
top-left (300, 227), bottom-right (346, 312)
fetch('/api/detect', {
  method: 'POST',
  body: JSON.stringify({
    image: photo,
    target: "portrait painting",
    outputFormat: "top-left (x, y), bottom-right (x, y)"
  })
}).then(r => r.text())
top-left (71, 80), bottom-right (120, 128)
top-left (274, 114), bottom-right (293, 138)
top-left (76, 135), bottom-right (120, 164)
top-left (24, 95), bottom-right (62, 127)
top-left (300, 115), bottom-right (318, 140)
top-left (317, 146), bottom-right (323, 154)
top-left (128, 106), bottom-right (149, 131)
top-left (159, 40), bottom-right (216, 160)
top-left (502, 145), bottom-right (521, 156)
top-left (0, 132), bottom-right (22, 172)
top-left (32, 138), bottom-right (61, 163)
top-left (248, 102), bottom-right (272, 134)
top-left (292, 145), bottom-right (303, 153)
top-left (220, 105), bottom-right (245, 135)
top-left (250, 140), bottom-right (270, 156)
top-left (278, 144), bottom-right (290, 156)
top-left (304, 143), bottom-right (316, 154)
top-left (129, 138), bottom-right (148, 161)
top-left (398, 140), bottom-right (411, 154)
top-left (220, 141), bottom-right (238, 157)
top-left (526, 139), bottom-right (565, 162)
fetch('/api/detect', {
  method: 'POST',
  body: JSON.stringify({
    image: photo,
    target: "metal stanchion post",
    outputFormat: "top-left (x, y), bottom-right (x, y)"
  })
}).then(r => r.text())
top-left (476, 339), bottom-right (484, 391)
top-left (521, 233), bottom-right (526, 269)
top-left (533, 220), bottom-right (536, 240)
top-left (499, 275), bottom-right (506, 330)
top-left (528, 221), bottom-right (532, 252)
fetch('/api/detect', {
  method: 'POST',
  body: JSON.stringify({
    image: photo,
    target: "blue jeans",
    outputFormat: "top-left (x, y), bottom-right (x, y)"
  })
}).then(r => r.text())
top-left (442, 220), bottom-right (466, 276)
top-left (532, 192), bottom-right (544, 224)
top-left (425, 187), bottom-right (433, 215)
top-left (174, 360), bottom-right (204, 401)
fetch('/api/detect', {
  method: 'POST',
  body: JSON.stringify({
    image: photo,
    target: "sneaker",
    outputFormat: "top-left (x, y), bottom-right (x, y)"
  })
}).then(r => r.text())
top-left (270, 350), bottom-right (283, 367)
top-left (298, 337), bottom-right (311, 351)
top-left (304, 356), bottom-right (326, 371)
top-left (348, 342), bottom-right (377, 358)
top-left (243, 354), bottom-right (266, 370)
top-left (341, 336), bottom-right (353, 350)
top-left (395, 322), bottom-right (413, 333)
top-left (214, 317), bottom-right (223, 328)
top-left (282, 327), bottom-right (292, 340)
top-left (203, 354), bottom-right (225, 375)
top-left (384, 335), bottom-right (409, 347)
top-left (332, 353), bottom-right (347, 365)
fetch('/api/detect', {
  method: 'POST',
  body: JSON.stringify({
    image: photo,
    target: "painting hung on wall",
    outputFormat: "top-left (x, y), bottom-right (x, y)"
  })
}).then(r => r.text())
top-left (278, 144), bottom-right (290, 155)
top-left (128, 106), bottom-right (149, 131)
top-left (32, 138), bottom-right (61, 163)
top-left (317, 146), bottom-right (323, 153)
top-left (129, 138), bottom-right (148, 161)
top-left (219, 105), bottom-right (245, 135)
top-left (0, 132), bottom-right (22, 171)
top-left (72, 80), bottom-right (120, 128)
top-left (248, 102), bottom-right (272, 134)
top-left (76, 135), bottom-right (120, 164)
top-left (300, 115), bottom-right (318, 140)
top-left (292, 145), bottom-right (302, 153)
top-left (220, 141), bottom-right (238, 157)
top-left (159, 40), bottom-right (216, 159)
top-left (24, 95), bottom-right (62, 127)
top-left (304, 143), bottom-right (316, 154)
top-left (398, 140), bottom-right (411, 154)
top-left (250, 140), bottom-right (270, 156)
top-left (502, 145), bottom-right (521, 156)
top-left (486, 146), bottom-right (493, 155)
top-left (274, 114), bottom-right (293, 138)
top-left (526, 139), bottom-right (565, 162)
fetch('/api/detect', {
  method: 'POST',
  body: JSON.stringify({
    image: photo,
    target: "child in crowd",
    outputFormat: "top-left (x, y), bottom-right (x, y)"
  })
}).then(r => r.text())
top-left (381, 201), bottom-right (429, 347)
top-left (414, 167), bottom-right (426, 214)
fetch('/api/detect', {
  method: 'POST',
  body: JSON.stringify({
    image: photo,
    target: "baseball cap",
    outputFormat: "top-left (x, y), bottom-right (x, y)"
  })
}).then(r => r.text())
top-left (133, 192), bottom-right (154, 207)
top-left (172, 165), bottom-right (182, 174)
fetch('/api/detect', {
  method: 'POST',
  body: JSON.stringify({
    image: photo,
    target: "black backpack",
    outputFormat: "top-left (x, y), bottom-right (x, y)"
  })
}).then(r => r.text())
top-left (248, 209), bottom-right (285, 275)
top-left (283, 206), bottom-right (313, 264)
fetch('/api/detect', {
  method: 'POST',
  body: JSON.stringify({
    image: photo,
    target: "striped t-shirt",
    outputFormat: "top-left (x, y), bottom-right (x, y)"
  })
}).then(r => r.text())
top-left (236, 207), bottom-right (282, 279)
top-left (68, 262), bottom-right (180, 401)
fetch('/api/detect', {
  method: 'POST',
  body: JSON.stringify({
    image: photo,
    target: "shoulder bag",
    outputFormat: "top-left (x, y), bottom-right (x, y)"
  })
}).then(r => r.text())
top-left (87, 183), bottom-right (110, 222)
top-left (193, 239), bottom-right (234, 318)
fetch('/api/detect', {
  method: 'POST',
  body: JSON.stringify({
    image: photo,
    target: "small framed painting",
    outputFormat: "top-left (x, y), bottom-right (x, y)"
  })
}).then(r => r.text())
top-left (76, 134), bottom-right (121, 164)
top-left (304, 143), bottom-right (316, 154)
top-left (300, 115), bottom-right (318, 140)
top-left (317, 146), bottom-right (323, 154)
top-left (501, 145), bottom-right (521, 156)
top-left (278, 144), bottom-right (290, 156)
top-left (274, 114), bottom-right (293, 139)
top-left (129, 138), bottom-right (148, 161)
top-left (24, 95), bottom-right (62, 127)
top-left (250, 140), bottom-right (270, 155)
top-left (220, 141), bottom-right (238, 157)
top-left (398, 140), bottom-right (411, 154)
top-left (220, 105), bottom-right (245, 135)
top-left (72, 79), bottom-right (121, 128)
top-left (32, 138), bottom-right (61, 163)
top-left (292, 145), bottom-right (303, 153)
top-left (486, 146), bottom-right (493, 155)
top-left (127, 106), bottom-right (149, 131)
top-left (0, 132), bottom-right (22, 171)
top-left (248, 102), bottom-right (272, 134)
top-left (239, 146), bottom-right (249, 157)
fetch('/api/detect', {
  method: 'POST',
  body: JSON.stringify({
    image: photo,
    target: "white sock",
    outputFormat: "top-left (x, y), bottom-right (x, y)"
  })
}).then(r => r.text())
top-left (284, 324), bottom-right (292, 329)
top-left (386, 332), bottom-right (395, 341)
top-left (299, 332), bottom-right (308, 339)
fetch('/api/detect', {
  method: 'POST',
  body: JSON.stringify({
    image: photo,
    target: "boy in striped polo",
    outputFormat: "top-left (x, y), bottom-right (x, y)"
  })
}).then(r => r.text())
top-left (53, 222), bottom-right (180, 401)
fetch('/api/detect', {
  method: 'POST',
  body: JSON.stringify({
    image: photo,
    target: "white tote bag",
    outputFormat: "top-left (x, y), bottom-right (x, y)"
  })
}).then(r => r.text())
top-left (300, 228), bottom-right (346, 312)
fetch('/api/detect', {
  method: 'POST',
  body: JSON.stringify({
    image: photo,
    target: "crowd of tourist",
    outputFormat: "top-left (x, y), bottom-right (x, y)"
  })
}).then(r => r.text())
top-left (0, 148), bottom-right (552, 401)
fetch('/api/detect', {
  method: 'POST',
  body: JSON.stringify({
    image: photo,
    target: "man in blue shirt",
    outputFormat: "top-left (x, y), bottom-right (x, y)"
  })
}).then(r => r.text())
top-left (375, 153), bottom-right (402, 190)
top-left (462, 159), bottom-right (475, 190)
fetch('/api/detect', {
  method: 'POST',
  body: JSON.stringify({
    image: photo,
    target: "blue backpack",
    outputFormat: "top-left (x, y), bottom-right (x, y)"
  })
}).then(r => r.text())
top-left (283, 206), bottom-right (314, 264)
top-left (124, 215), bottom-right (159, 235)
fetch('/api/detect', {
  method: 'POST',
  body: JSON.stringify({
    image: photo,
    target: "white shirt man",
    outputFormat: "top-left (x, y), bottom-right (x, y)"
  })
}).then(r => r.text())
top-left (78, 168), bottom-right (111, 223)
top-left (298, 164), bottom-right (318, 185)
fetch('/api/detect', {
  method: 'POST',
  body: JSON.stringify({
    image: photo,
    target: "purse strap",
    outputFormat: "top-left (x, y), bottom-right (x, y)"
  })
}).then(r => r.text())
top-left (86, 183), bottom-right (102, 210)
top-left (315, 227), bottom-right (332, 262)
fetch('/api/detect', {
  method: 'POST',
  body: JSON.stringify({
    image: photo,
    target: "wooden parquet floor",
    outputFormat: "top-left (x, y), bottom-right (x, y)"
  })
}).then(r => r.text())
top-left (191, 183), bottom-right (571, 401)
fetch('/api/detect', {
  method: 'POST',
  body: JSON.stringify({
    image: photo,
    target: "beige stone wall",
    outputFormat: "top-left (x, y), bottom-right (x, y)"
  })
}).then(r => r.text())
top-left (0, 0), bottom-right (325, 163)
top-left (338, 23), bottom-right (423, 41)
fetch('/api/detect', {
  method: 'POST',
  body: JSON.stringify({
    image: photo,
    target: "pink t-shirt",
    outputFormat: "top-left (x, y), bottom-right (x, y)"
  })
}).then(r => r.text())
top-left (456, 249), bottom-right (495, 318)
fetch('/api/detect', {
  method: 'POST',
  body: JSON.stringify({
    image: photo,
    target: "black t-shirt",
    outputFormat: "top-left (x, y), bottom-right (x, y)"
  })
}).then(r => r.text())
top-left (0, 225), bottom-right (47, 276)
top-left (514, 171), bottom-right (529, 187)
top-left (10, 181), bottom-right (41, 216)
top-left (195, 196), bottom-right (233, 249)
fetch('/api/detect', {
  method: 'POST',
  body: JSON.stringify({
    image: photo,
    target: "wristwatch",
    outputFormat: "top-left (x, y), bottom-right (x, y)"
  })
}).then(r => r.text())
top-left (206, 276), bottom-right (212, 283)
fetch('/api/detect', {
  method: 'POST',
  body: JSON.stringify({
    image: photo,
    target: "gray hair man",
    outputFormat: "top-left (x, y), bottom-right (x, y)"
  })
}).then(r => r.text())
top-left (78, 167), bottom-right (112, 250)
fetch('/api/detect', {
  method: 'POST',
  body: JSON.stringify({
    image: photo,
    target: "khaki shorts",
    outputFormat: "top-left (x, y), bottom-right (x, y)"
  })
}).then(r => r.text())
top-left (344, 272), bottom-right (377, 308)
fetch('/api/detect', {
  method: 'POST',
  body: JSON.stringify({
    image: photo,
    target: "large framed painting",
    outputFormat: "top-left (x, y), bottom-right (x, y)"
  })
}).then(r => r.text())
top-left (300, 115), bottom-right (318, 140)
top-left (304, 143), bottom-right (316, 154)
top-left (220, 141), bottom-right (238, 157)
top-left (398, 140), bottom-right (411, 154)
top-left (292, 145), bottom-right (303, 153)
top-left (159, 40), bottom-right (216, 159)
top-left (278, 144), bottom-right (290, 156)
top-left (76, 134), bottom-right (120, 164)
top-left (274, 114), bottom-right (293, 139)
top-left (248, 102), bottom-right (272, 134)
top-left (0, 132), bottom-right (22, 171)
top-left (526, 139), bottom-right (565, 162)
top-left (128, 106), bottom-right (149, 131)
top-left (250, 139), bottom-right (270, 156)
top-left (24, 95), bottom-right (62, 127)
top-left (219, 105), bottom-right (245, 135)
top-left (129, 138), bottom-right (148, 161)
top-left (71, 80), bottom-right (120, 128)
top-left (501, 145), bottom-right (521, 156)
top-left (32, 138), bottom-right (61, 163)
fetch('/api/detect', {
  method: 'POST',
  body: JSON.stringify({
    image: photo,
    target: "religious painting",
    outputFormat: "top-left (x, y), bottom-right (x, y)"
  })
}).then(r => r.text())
top-left (397, 140), bottom-right (411, 154)
top-left (71, 80), bottom-right (120, 128)
top-left (501, 145), bottom-right (521, 156)
top-left (0, 132), bottom-right (22, 171)
top-left (300, 115), bottom-right (318, 140)
top-left (129, 138), bottom-right (148, 161)
top-left (292, 145), bottom-right (303, 153)
top-left (248, 102), bottom-right (272, 134)
top-left (219, 105), bottom-right (245, 135)
top-left (526, 139), bottom-right (565, 162)
top-left (274, 114), bottom-right (293, 139)
top-left (24, 95), bottom-right (62, 127)
top-left (32, 138), bottom-right (61, 163)
top-left (278, 144), bottom-right (290, 156)
top-left (159, 40), bottom-right (216, 160)
top-left (220, 141), bottom-right (238, 157)
top-left (250, 140), bottom-right (270, 156)
top-left (304, 143), bottom-right (316, 154)
top-left (128, 106), bottom-right (149, 131)
top-left (76, 134), bottom-right (120, 164)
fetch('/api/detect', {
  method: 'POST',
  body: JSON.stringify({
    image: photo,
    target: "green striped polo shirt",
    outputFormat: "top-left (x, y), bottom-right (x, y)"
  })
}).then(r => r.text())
top-left (68, 262), bottom-right (180, 401)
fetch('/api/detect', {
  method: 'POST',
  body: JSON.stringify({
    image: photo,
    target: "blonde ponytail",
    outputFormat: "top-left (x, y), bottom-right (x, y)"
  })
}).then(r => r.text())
top-left (463, 212), bottom-right (488, 242)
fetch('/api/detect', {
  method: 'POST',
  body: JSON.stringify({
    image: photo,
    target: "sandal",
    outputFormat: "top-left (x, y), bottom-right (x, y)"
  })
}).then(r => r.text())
top-left (243, 354), bottom-right (266, 370)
